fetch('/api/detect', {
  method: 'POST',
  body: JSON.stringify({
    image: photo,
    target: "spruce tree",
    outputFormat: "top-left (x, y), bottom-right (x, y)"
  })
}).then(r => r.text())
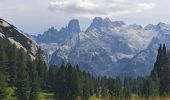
top-left (35, 50), bottom-right (48, 89)
top-left (0, 71), bottom-right (7, 99)
top-left (0, 45), bottom-right (8, 99)
top-left (29, 62), bottom-right (40, 100)
top-left (124, 77), bottom-right (131, 100)
top-left (16, 49), bottom-right (29, 100)
top-left (75, 65), bottom-right (83, 98)
top-left (48, 65), bottom-right (58, 91)
top-left (8, 44), bottom-right (17, 86)
top-left (0, 45), bottom-right (8, 75)
top-left (113, 77), bottom-right (121, 99)
top-left (83, 74), bottom-right (90, 100)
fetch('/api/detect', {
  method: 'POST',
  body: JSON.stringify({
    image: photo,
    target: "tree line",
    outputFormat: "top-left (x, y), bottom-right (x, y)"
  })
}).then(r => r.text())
top-left (0, 43), bottom-right (170, 100)
top-left (48, 44), bottom-right (170, 100)
top-left (46, 44), bottom-right (170, 100)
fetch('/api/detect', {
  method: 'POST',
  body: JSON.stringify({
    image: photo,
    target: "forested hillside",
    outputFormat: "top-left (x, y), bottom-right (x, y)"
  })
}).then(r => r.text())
top-left (1, 42), bottom-right (170, 100)
top-left (0, 42), bottom-right (47, 100)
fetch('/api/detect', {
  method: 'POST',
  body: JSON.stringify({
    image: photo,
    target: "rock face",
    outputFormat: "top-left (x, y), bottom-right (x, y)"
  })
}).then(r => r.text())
top-left (34, 17), bottom-right (170, 78)
top-left (0, 18), bottom-right (39, 59)
top-left (35, 19), bottom-right (80, 43)
top-left (122, 23), bottom-right (170, 78)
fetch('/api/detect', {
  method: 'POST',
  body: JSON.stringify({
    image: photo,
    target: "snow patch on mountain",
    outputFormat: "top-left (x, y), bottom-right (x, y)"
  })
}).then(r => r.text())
top-left (115, 53), bottom-right (134, 60)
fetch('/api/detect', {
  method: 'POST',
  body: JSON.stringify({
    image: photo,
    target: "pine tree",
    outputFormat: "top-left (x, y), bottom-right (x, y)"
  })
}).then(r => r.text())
top-left (113, 77), bottom-right (121, 99)
top-left (55, 62), bottom-right (68, 99)
top-left (83, 74), bottom-right (90, 100)
top-left (75, 65), bottom-right (83, 98)
top-left (0, 71), bottom-right (7, 99)
top-left (142, 77), bottom-right (159, 98)
top-left (0, 45), bottom-right (8, 75)
top-left (124, 77), bottom-right (131, 100)
top-left (8, 44), bottom-right (17, 86)
top-left (48, 65), bottom-right (58, 91)
top-left (151, 44), bottom-right (170, 96)
top-left (0, 45), bottom-right (8, 99)
top-left (16, 49), bottom-right (29, 100)
top-left (35, 50), bottom-right (48, 89)
top-left (29, 62), bottom-right (40, 100)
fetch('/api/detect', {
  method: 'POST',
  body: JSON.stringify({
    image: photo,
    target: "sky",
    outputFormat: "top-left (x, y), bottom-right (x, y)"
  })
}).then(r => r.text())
top-left (0, 0), bottom-right (170, 35)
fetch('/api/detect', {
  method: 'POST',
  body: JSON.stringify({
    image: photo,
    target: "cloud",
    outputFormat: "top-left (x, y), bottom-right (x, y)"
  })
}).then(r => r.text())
top-left (48, 0), bottom-right (156, 18)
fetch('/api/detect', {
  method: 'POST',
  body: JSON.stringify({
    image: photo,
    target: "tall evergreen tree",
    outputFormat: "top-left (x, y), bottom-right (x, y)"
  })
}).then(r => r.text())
top-left (113, 77), bottom-right (121, 99)
top-left (124, 77), bottom-right (131, 100)
top-left (0, 71), bottom-right (7, 99)
top-left (75, 65), bottom-right (83, 98)
top-left (0, 45), bottom-right (8, 99)
top-left (0, 45), bottom-right (8, 75)
top-left (142, 77), bottom-right (159, 98)
top-left (8, 44), bottom-right (17, 86)
top-left (48, 65), bottom-right (58, 91)
top-left (151, 44), bottom-right (170, 96)
top-left (35, 50), bottom-right (48, 89)
top-left (16, 49), bottom-right (29, 100)
top-left (83, 74), bottom-right (90, 100)
top-left (29, 62), bottom-right (40, 100)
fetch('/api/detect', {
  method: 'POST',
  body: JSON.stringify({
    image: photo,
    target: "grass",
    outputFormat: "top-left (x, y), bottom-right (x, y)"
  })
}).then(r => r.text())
top-left (89, 96), bottom-right (102, 100)
top-left (6, 88), bottom-right (56, 100)
top-left (6, 87), bottom-right (17, 100)
top-left (38, 91), bottom-right (56, 100)
top-left (88, 94), bottom-right (170, 100)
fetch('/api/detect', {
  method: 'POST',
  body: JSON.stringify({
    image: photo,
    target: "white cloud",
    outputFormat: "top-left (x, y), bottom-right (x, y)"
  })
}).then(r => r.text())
top-left (48, 0), bottom-right (156, 18)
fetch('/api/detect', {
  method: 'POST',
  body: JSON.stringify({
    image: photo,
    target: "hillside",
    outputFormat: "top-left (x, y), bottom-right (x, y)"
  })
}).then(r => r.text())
top-left (0, 18), bottom-right (39, 59)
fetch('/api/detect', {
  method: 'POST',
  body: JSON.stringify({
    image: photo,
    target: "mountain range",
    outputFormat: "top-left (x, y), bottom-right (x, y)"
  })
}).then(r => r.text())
top-left (2, 17), bottom-right (169, 78)
top-left (33, 17), bottom-right (170, 78)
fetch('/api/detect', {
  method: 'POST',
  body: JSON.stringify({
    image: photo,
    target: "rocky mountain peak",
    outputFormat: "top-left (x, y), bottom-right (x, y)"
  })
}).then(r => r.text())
top-left (88, 17), bottom-right (103, 30)
top-left (104, 17), bottom-right (111, 22)
top-left (144, 24), bottom-right (156, 30)
top-left (112, 21), bottom-right (125, 27)
top-left (47, 27), bottom-right (58, 32)
top-left (67, 19), bottom-right (81, 33)
top-left (87, 17), bottom-right (125, 31)
top-left (157, 22), bottom-right (166, 27)
top-left (144, 22), bottom-right (170, 31)
top-left (157, 22), bottom-right (170, 30)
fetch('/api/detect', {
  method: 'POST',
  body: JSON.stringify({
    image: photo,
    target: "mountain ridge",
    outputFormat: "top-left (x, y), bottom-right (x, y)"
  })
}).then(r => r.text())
top-left (33, 17), bottom-right (170, 77)
top-left (0, 18), bottom-right (39, 59)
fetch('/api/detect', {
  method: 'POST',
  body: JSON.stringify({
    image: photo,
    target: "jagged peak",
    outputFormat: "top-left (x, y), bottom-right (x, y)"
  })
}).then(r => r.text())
top-left (129, 24), bottom-right (143, 30)
top-left (47, 27), bottom-right (58, 32)
top-left (67, 19), bottom-right (81, 33)
top-left (68, 19), bottom-right (79, 27)
top-left (157, 22), bottom-right (170, 28)
top-left (104, 17), bottom-right (111, 22)
top-left (87, 17), bottom-right (125, 31)
top-left (112, 21), bottom-right (125, 27)
top-left (93, 17), bottom-right (103, 22)
top-left (86, 17), bottom-right (103, 29)
top-left (157, 22), bottom-right (166, 26)
top-left (156, 22), bottom-right (170, 30)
